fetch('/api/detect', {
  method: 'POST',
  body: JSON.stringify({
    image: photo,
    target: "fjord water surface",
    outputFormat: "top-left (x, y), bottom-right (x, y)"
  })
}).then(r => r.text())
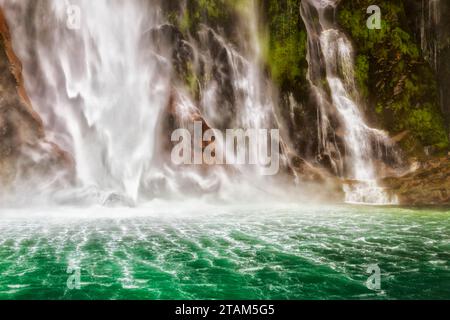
top-left (0, 203), bottom-right (448, 300)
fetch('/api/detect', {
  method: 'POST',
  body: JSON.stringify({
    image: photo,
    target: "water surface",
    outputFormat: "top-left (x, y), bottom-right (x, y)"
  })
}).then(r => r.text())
top-left (0, 203), bottom-right (448, 299)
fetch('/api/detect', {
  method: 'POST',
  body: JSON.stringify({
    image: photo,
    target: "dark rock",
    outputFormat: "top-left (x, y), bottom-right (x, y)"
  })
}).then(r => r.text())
top-left (145, 23), bottom-right (195, 80)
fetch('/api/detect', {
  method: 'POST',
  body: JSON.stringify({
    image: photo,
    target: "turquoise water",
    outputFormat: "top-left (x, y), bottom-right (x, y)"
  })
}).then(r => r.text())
top-left (0, 203), bottom-right (448, 300)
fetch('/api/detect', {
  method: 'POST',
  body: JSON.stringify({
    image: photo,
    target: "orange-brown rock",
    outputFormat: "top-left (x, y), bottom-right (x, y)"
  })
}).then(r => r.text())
top-left (383, 155), bottom-right (450, 206)
top-left (0, 7), bottom-right (72, 187)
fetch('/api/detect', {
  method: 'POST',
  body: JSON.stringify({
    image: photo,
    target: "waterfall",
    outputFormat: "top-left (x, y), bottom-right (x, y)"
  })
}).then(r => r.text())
top-left (197, 2), bottom-right (280, 178)
top-left (419, 0), bottom-right (449, 130)
top-left (420, 0), bottom-right (441, 72)
top-left (300, 0), bottom-right (397, 204)
top-left (0, 0), bottom-right (286, 205)
top-left (0, 0), bottom-right (400, 205)
top-left (1, 0), bottom-right (171, 203)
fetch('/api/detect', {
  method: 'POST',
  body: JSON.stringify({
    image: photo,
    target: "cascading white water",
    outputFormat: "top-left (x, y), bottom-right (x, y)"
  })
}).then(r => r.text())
top-left (198, 3), bottom-right (279, 177)
top-left (0, 0), bottom-right (397, 205)
top-left (300, 0), bottom-right (397, 204)
top-left (1, 0), bottom-right (288, 205)
top-left (1, 0), bottom-right (172, 203)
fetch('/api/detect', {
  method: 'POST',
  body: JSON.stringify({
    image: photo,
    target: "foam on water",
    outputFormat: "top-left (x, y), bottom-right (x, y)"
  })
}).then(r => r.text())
top-left (0, 204), bottom-right (448, 299)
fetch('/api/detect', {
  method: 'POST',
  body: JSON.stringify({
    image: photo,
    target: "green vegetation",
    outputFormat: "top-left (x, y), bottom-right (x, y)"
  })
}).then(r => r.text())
top-left (163, 0), bottom-right (244, 41)
top-left (161, 0), bottom-right (245, 100)
top-left (161, 0), bottom-right (448, 155)
top-left (338, 0), bottom-right (448, 154)
top-left (261, 0), bottom-right (448, 155)
top-left (185, 61), bottom-right (200, 100)
top-left (262, 0), bottom-right (308, 94)
top-left (169, 0), bottom-right (311, 95)
top-left (354, 55), bottom-right (369, 98)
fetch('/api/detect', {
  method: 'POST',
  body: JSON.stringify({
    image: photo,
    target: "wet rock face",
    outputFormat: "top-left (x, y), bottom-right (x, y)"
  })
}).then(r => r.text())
top-left (199, 27), bottom-right (238, 129)
top-left (403, 0), bottom-right (450, 133)
top-left (337, 0), bottom-right (448, 156)
top-left (146, 23), bottom-right (196, 82)
top-left (383, 156), bottom-right (450, 206)
top-left (147, 19), bottom-right (248, 131)
top-left (0, 7), bottom-right (71, 186)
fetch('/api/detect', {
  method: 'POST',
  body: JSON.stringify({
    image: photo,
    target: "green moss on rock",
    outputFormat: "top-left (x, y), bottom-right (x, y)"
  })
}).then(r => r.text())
top-left (162, 0), bottom-right (244, 43)
top-left (338, 0), bottom-right (448, 154)
top-left (262, 0), bottom-right (308, 94)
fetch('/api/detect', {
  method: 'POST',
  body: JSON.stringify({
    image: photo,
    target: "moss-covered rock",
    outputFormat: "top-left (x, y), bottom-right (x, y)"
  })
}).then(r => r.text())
top-left (159, 1), bottom-right (246, 110)
top-left (161, 0), bottom-right (244, 45)
top-left (261, 0), bottom-right (308, 93)
top-left (160, 0), bottom-right (449, 160)
top-left (337, 0), bottom-right (449, 155)
top-left (402, 0), bottom-right (450, 136)
top-left (260, 0), bottom-right (320, 160)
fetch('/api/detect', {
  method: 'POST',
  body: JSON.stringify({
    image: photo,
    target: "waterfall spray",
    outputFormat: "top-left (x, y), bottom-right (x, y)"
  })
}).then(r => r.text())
top-left (0, 0), bottom-right (289, 205)
top-left (0, 0), bottom-right (175, 203)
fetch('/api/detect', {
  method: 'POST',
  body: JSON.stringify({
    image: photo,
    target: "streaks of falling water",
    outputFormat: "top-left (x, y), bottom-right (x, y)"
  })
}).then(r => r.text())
top-left (421, 0), bottom-right (441, 72)
top-left (300, 0), bottom-right (398, 204)
top-left (1, 0), bottom-right (288, 205)
top-left (1, 0), bottom-right (171, 203)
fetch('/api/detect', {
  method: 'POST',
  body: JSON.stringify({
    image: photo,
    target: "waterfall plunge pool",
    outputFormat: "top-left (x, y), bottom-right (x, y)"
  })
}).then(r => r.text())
top-left (0, 203), bottom-right (448, 299)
